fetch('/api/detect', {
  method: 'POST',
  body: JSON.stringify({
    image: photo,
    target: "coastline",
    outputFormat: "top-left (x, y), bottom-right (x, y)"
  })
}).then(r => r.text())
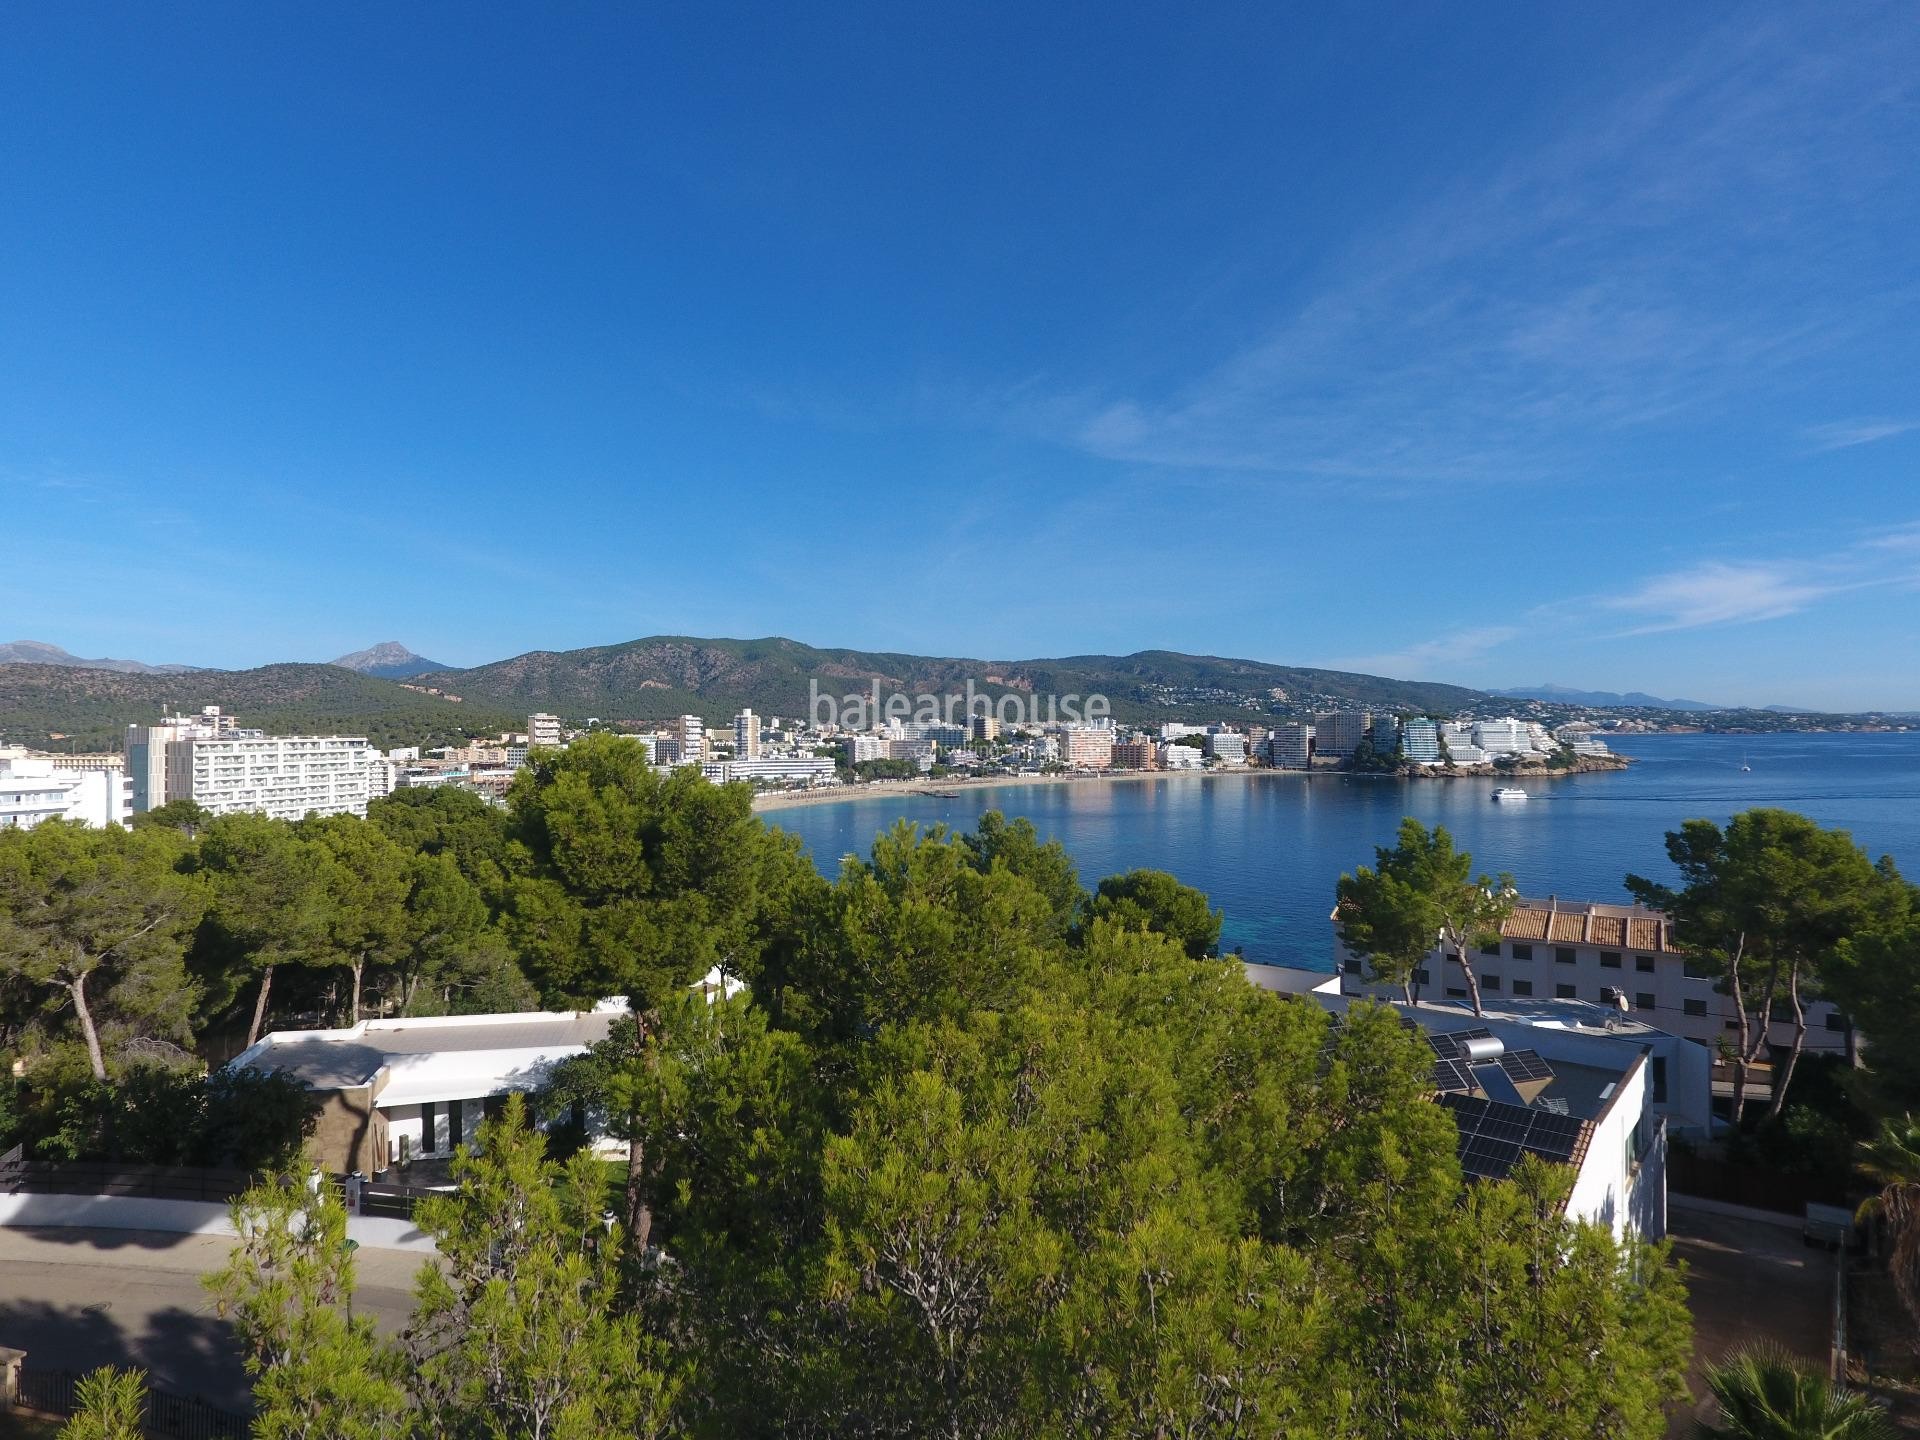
top-left (748, 757), bottom-right (1627, 814)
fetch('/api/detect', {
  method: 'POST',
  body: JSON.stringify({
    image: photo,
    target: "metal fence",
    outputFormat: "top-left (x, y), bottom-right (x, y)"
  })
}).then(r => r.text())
top-left (16, 1364), bottom-right (248, 1439)
top-left (0, 1156), bottom-right (257, 1204)
top-left (1668, 1147), bottom-right (1848, 1214)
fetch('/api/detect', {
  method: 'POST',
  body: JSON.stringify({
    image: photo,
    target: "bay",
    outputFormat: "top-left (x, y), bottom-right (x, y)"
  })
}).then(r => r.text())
top-left (767, 732), bottom-right (1920, 969)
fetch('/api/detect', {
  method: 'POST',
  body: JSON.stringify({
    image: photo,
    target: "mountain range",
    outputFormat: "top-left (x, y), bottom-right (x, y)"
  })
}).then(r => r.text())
top-left (0, 634), bottom-right (1858, 753)
top-left (1485, 683), bottom-right (1724, 712)
top-left (0, 640), bottom-right (198, 675)
top-left (0, 634), bottom-right (1484, 750)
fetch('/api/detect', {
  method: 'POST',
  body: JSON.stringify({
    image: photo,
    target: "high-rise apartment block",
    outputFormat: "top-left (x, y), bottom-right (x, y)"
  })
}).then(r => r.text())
top-left (1311, 711), bottom-right (1370, 758)
top-left (733, 709), bottom-right (762, 760)
top-left (1058, 726), bottom-right (1114, 770)
top-left (1268, 723), bottom-right (1314, 769)
top-left (1109, 740), bottom-right (1156, 770)
top-left (970, 714), bottom-right (1000, 742)
top-left (528, 713), bottom-right (564, 748)
top-left (1401, 718), bottom-right (1442, 765)
top-left (672, 715), bottom-right (707, 763)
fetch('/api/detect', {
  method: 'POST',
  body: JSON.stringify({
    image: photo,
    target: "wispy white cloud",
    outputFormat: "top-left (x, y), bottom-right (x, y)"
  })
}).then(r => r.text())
top-left (1033, 14), bottom-right (1919, 484)
top-left (1336, 625), bottom-right (1524, 680)
top-left (1801, 418), bottom-right (1920, 452)
top-left (1600, 561), bottom-right (1833, 636)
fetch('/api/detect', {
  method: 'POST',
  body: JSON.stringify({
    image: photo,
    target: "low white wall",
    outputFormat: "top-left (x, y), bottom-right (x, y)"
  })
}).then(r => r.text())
top-left (0, 1193), bottom-right (437, 1253)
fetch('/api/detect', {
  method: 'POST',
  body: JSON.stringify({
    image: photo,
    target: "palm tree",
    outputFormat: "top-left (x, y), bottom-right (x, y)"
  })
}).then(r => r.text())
top-left (1856, 1112), bottom-right (1920, 1327)
top-left (1697, 1347), bottom-right (1890, 1439)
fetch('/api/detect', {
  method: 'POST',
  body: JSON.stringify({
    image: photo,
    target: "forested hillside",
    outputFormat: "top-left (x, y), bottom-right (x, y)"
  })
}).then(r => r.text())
top-left (0, 663), bottom-right (518, 751)
top-left (436, 634), bottom-right (1488, 724)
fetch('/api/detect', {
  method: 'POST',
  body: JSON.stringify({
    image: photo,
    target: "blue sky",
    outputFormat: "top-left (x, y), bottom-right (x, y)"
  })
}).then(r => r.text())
top-left (3, 4), bottom-right (1917, 709)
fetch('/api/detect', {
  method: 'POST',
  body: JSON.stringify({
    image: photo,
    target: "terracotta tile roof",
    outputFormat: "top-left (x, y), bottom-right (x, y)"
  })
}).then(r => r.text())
top-left (1502, 909), bottom-right (1551, 940)
top-left (1589, 914), bottom-right (1627, 947)
top-left (1548, 912), bottom-right (1587, 943)
top-left (1627, 917), bottom-right (1664, 952)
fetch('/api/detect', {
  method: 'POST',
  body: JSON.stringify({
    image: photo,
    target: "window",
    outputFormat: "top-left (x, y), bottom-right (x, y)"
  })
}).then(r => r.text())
top-left (1342, 958), bottom-right (1361, 975)
top-left (1413, 968), bottom-right (1430, 986)
top-left (1651, 1056), bottom-right (1667, 1104)
top-left (1600, 951), bottom-right (1622, 969)
top-left (1446, 986), bottom-right (1467, 999)
top-left (1636, 993), bottom-right (1656, 1011)
top-left (421, 1101), bottom-right (438, 1155)
top-left (1555, 947), bottom-right (1577, 965)
top-left (1683, 997), bottom-right (1708, 1017)
top-left (1480, 941), bottom-right (1501, 957)
top-left (1826, 1013), bottom-right (1851, 1032)
top-left (1512, 980), bottom-right (1533, 997)
top-left (448, 1100), bottom-right (462, 1150)
top-left (1635, 953), bottom-right (1655, 972)
top-left (1482, 974), bottom-right (1501, 991)
top-left (1555, 982), bottom-right (1577, 1000)
top-left (1683, 958), bottom-right (1713, 980)
top-left (1510, 943), bottom-right (1533, 961)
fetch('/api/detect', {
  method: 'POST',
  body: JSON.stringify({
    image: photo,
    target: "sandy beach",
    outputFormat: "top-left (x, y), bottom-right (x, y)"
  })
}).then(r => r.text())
top-left (747, 754), bottom-right (1630, 813)
top-left (748, 767), bottom-right (1311, 813)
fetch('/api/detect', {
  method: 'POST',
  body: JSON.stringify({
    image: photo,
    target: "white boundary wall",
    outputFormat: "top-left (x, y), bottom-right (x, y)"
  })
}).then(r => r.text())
top-left (0, 1193), bottom-right (436, 1252)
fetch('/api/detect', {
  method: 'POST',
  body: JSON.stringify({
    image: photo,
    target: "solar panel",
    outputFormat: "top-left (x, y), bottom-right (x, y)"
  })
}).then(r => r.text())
top-left (1501, 1049), bottom-right (1553, 1083)
top-left (1438, 1092), bottom-right (1589, 1180)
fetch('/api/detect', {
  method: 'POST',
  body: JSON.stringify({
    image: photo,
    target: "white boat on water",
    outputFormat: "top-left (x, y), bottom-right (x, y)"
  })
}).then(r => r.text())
top-left (1491, 786), bottom-right (1529, 802)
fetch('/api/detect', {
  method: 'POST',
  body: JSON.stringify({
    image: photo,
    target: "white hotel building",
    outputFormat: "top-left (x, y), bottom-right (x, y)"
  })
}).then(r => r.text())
top-left (127, 707), bottom-right (377, 821)
top-left (0, 749), bottom-right (133, 830)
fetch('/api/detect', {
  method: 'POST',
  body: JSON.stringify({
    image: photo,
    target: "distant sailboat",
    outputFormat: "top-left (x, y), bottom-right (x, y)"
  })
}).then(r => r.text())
top-left (1740, 752), bottom-right (1752, 773)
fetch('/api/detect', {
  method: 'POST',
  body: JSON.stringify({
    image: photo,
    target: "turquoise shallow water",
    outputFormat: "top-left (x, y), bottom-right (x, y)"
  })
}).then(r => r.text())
top-left (768, 732), bottom-right (1920, 968)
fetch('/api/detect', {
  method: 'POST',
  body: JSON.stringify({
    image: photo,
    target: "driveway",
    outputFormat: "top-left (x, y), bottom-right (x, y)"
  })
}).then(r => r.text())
top-left (0, 1227), bottom-right (422, 1411)
top-left (1667, 1200), bottom-right (1835, 1436)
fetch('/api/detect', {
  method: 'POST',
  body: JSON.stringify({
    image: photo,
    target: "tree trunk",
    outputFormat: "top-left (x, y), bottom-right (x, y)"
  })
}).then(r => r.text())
top-left (69, 973), bottom-right (107, 1081)
top-left (348, 960), bottom-right (364, 1026)
top-left (1765, 962), bottom-right (1808, 1125)
top-left (247, 964), bottom-right (276, 1048)
top-left (626, 1127), bottom-right (652, 1254)
top-left (1451, 940), bottom-right (1485, 1018)
top-left (402, 972), bottom-right (420, 1015)
top-left (1726, 939), bottom-right (1751, 1127)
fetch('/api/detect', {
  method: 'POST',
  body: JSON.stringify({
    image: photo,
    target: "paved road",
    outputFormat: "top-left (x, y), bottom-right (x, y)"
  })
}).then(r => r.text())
top-left (1666, 1201), bottom-right (1834, 1437)
top-left (0, 1228), bottom-right (421, 1411)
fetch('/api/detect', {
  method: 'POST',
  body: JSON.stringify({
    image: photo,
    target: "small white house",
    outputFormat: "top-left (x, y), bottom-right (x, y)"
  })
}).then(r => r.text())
top-left (1244, 961), bottom-right (1674, 1240)
top-left (231, 1009), bottom-right (618, 1175)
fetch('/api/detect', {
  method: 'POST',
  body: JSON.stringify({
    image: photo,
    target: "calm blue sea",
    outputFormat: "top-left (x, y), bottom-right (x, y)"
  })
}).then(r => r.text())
top-left (768, 732), bottom-right (1920, 969)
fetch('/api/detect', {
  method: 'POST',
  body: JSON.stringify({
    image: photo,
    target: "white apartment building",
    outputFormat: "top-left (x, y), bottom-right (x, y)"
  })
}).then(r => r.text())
top-left (672, 715), bottom-right (707, 763)
top-left (733, 709), bottom-right (762, 760)
top-left (1158, 723), bottom-right (1209, 741)
top-left (720, 756), bottom-right (838, 786)
top-left (165, 731), bottom-right (378, 821)
top-left (1058, 725), bottom-right (1114, 770)
top-left (1, 749), bottom-right (133, 829)
top-left (1440, 722), bottom-right (1491, 765)
top-left (124, 706), bottom-right (239, 811)
top-left (528, 713), bottom-right (564, 749)
top-left (1158, 741), bottom-right (1205, 770)
top-left (1204, 730), bottom-right (1247, 766)
top-left (1334, 896), bottom-right (1852, 1062)
top-left (844, 734), bottom-right (887, 766)
top-left (1469, 717), bottom-right (1529, 755)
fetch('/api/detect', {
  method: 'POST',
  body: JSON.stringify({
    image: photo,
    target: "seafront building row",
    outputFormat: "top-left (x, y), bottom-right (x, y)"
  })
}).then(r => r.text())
top-left (5, 696), bottom-right (1618, 833)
